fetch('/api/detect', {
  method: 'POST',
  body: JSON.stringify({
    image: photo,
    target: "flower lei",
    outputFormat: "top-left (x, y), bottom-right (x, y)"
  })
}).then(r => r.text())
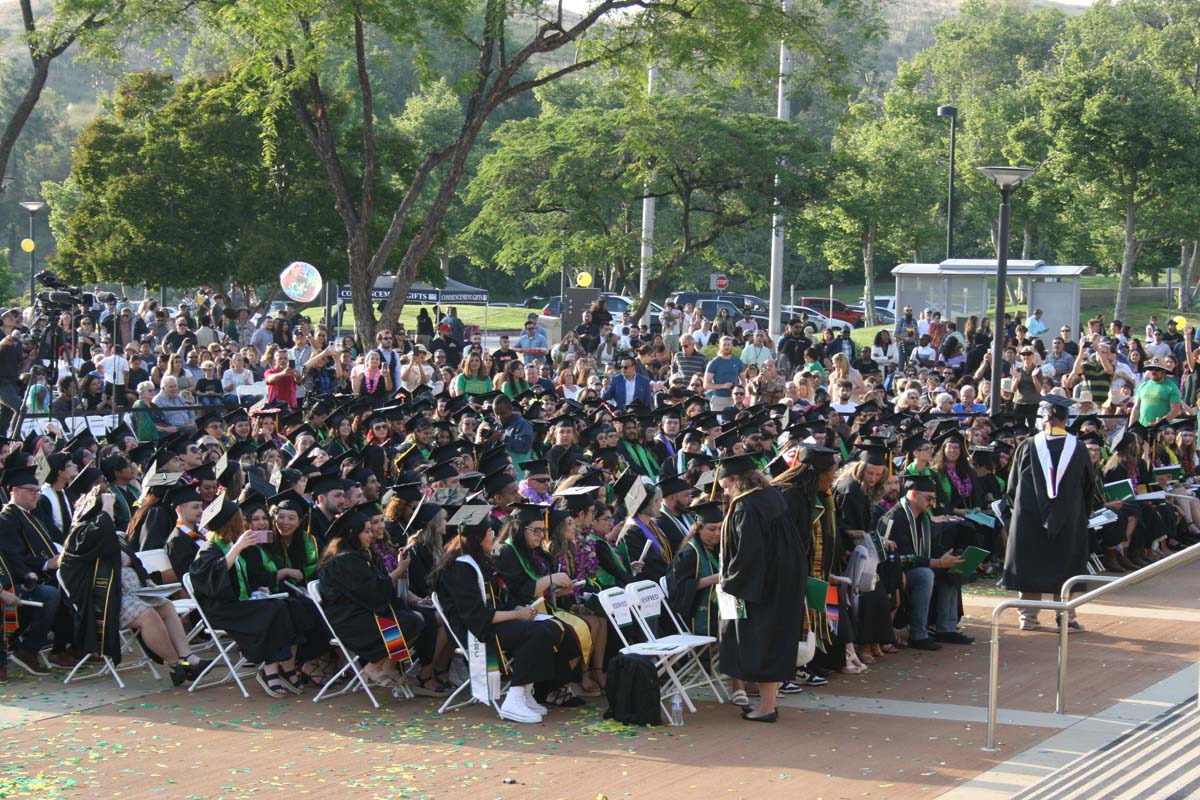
top-left (373, 540), bottom-right (399, 574)
top-left (364, 367), bottom-right (381, 395)
top-left (946, 465), bottom-right (973, 499)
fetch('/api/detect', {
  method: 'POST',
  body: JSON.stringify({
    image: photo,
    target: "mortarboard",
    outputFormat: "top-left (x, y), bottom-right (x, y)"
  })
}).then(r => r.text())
top-left (200, 496), bottom-right (240, 531)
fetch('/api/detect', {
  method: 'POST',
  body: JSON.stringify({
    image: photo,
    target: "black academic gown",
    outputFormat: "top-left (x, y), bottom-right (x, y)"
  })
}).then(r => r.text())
top-left (307, 508), bottom-right (336, 551)
top-left (318, 549), bottom-right (422, 663)
top-left (546, 444), bottom-right (583, 480)
top-left (187, 541), bottom-right (298, 663)
top-left (134, 504), bottom-right (176, 552)
top-left (0, 503), bottom-right (59, 581)
top-left (1003, 433), bottom-right (1097, 594)
top-left (60, 512), bottom-right (143, 662)
top-left (833, 474), bottom-right (895, 646)
top-left (653, 508), bottom-right (691, 554)
top-left (665, 537), bottom-right (719, 640)
top-left (164, 527), bottom-right (205, 579)
top-left (718, 486), bottom-right (806, 683)
top-left (615, 519), bottom-right (673, 584)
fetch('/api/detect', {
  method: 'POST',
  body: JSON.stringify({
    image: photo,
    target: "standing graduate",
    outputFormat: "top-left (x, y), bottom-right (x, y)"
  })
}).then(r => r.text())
top-left (716, 454), bottom-right (806, 723)
top-left (665, 499), bottom-right (724, 654)
top-left (1003, 395), bottom-right (1098, 631)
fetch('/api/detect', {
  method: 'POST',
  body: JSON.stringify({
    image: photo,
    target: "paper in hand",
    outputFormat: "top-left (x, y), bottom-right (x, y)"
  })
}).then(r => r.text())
top-left (638, 539), bottom-right (653, 563)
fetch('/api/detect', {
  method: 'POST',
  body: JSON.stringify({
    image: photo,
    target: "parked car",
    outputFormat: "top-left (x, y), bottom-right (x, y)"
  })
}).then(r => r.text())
top-left (780, 304), bottom-right (837, 331)
top-left (539, 293), bottom-right (664, 333)
top-left (667, 291), bottom-right (770, 315)
top-left (796, 296), bottom-right (864, 327)
top-left (858, 295), bottom-right (897, 317)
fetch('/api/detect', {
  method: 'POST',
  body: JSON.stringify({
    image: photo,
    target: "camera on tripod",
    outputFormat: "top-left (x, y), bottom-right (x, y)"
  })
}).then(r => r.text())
top-left (33, 270), bottom-right (84, 313)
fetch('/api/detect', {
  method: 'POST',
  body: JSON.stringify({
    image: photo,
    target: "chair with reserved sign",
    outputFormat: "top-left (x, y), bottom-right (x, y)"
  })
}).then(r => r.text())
top-left (135, 548), bottom-right (206, 647)
top-left (430, 591), bottom-right (507, 716)
top-left (655, 575), bottom-right (726, 699)
top-left (595, 586), bottom-right (696, 716)
top-left (624, 580), bottom-right (725, 705)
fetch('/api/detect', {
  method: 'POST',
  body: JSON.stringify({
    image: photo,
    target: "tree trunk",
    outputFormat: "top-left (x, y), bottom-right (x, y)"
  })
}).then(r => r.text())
top-left (1021, 225), bottom-right (1032, 261)
top-left (0, 58), bottom-right (51, 194)
top-left (1113, 196), bottom-right (1138, 323)
top-left (861, 222), bottom-right (876, 326)
top-left (347, 231), bottom-right (376, 348)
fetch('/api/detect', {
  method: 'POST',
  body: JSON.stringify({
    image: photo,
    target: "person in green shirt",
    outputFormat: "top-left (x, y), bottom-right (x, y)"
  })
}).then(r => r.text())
top-left (1132, 357), bottom-right (1183, 427)
top-left (453, 352), bottom-right (493, 397)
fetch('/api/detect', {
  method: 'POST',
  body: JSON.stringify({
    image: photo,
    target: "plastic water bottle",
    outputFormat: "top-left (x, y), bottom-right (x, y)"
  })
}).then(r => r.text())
top-left (669, 696), bottom-right (684, 726)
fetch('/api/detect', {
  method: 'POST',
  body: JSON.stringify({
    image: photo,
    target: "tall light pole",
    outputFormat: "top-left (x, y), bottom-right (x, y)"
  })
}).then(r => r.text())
top-left (638, 65), bottom-right (657, 327)
top-left (978, 166), bottom-right (1036, 413)
top-left (19, 201), bottom-right (46, 311)
top-left (768, 0), bottom-right (792, 339)
top-left (937, 104), bottom-right (958, 260)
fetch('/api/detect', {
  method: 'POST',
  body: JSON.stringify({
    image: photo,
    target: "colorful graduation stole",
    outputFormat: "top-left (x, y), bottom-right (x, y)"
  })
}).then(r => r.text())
top-left (374, 612), bottom-right (412, 665)
top-left (825, 584), bottom-right (840, 635)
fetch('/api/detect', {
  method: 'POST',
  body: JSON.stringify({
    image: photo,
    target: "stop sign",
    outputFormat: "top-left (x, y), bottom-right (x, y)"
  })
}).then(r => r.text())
top-left (714, 274), bottom-right (728, 290)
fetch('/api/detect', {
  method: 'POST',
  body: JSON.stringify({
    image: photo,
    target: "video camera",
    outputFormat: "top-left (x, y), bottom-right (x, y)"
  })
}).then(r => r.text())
top-left (33, 270), bottom-right (85, 313)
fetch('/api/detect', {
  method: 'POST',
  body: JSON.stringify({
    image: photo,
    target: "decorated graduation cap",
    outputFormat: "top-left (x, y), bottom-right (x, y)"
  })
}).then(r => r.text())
top-left (200, 496), bottom-right (240, 531)
top-left (688, 499), bottom-right (725, 525)
top-left (447, 504), bottom-right (492, 534)
top-left (613, 469), bottom-right (653, 515)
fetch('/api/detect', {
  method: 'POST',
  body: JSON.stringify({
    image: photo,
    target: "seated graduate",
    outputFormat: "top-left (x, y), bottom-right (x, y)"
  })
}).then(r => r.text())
top-left (614, 473), bottom-right (674, 583)
top-left (187, 496), bottom-right (306, 698)
top-left (575, 500), bottom-right (639, 591)
top-left (59, 486), bottom-right (209, 686)
top-left (162, 481), bottom-right (207, 579)
top-left (316, 501), bottom-right (426, 692)
top-left (545, 502), bottom-right (606, 696)
top-left (263, 489), bottom-right (319, 586)
top-left (665, 499), bottom-right (724, 650)
top-left (390, 501), bottom-right (455, 696)
top-left (433, 516), bottom-right (583, 724)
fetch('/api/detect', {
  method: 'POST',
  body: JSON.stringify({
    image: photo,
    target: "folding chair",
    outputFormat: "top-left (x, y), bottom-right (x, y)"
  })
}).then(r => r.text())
top-left (595, 587), bottom-right (696, 717)
top-left (56, 572), bottom-right (161, 689)
top-left (180, 573), bottom-right (254, 697)
top-left (307, 580), bottom-right (407, 708)
top-left (655, 576), bottom-right (727, 700)
top-left (135, 549), bottom-right (206, 645)
top-left (625, 580), bottom-right (725, 704)
top-left (430, 591), bottom-right (506, 716)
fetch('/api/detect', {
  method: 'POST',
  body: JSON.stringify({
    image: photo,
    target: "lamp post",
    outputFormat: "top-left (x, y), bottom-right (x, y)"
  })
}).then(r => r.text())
top-left (937, 104), bottom-right (958, 260)
top-left (19, 201), bottom-right (46, 311)
top-left (978, 166), bottom-right (1036, 414)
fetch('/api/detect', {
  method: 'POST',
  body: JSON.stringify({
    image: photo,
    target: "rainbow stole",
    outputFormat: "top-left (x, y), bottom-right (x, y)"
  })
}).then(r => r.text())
top-left (2, 604), bottom-right (17, 636)
top-left (825, 584), bottom-right (840, 636)
top-left (374, 608), bottom-right (412, 665)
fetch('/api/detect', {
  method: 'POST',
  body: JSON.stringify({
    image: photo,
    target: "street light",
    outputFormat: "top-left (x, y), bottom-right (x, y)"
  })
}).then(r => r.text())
top-left (977, 165), bottom-right (1036, 414)
top-left (19, 201), bottom-right (46, 311)
top-left (937, 104), bottom-right (957, 260)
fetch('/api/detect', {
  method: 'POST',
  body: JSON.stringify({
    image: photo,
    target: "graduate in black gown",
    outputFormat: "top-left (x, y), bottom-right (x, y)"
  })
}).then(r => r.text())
top-left (1004, 395), bottom-right (1098, 630)
top-left (664, 500), bottom-right (723, 662)
top-left (433, 520), bottom-right (583, 724)
top-left (717, 454), bottom-right (806, 723)
top-left (614, 473), bottom-right (674, 583)
top-left (317, 503), bottom-right (423, 692)
top-left (187, 497), bottom-right (305, 698)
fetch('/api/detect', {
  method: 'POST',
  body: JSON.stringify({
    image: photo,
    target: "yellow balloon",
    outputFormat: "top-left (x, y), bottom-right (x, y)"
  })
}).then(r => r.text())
top-left (19, 238), bottom-right (34, 253)
top-left (576, 271), bottom-right (593, 288)
top-left (1175, 315), bottom-right (1188, 328)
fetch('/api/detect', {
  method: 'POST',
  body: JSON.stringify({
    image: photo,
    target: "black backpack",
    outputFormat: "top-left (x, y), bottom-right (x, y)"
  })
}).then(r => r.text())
top-left (603, 653), bottom-right (662, 726)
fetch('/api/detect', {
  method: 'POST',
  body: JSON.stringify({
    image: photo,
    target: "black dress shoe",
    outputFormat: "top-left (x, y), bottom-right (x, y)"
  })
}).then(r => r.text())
top-left (933, 631), bottom-right (975, 645)
top-left (909, 637), bottom-right (943, 651)
top-left (741, 708), bottom-right (778, 723)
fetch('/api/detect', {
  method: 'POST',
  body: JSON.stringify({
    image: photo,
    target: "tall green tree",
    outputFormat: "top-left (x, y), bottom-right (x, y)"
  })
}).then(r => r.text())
top-left (465, 90), bottom-right (828, 318)
top-left (202, 0), bottom-right (880, 344)
top-left (45, 71), bottom-right (344, 289)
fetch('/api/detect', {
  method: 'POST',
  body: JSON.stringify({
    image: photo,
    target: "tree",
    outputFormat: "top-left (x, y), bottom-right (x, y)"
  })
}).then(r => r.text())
top-left (204, 0), bottom-right (880, 345)
top-left (1039, 2), bottom-right (1200, 321)
top-left (45, 71), bottom-right (344, 290)
top-left (465, 89), bottom-right (828, 318)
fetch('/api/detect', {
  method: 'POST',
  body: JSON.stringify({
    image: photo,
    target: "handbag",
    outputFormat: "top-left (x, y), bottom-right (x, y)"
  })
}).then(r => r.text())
top-left (797, 629), bottom-right (816, 667)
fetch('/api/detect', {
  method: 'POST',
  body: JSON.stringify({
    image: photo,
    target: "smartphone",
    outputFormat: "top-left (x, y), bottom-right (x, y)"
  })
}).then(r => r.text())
top-left (288, 359), bottom-right (296, 369)
top-left (255, 530), bottom-right (273, 545)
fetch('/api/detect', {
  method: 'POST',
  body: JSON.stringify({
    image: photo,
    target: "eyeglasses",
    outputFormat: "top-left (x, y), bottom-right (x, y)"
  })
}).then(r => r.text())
top-left (525, 526), bottom-right (547, 534)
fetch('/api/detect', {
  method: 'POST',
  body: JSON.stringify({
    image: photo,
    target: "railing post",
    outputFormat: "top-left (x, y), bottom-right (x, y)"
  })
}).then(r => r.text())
top-left (985, 608), bottom-right (1002, 752)
top-left (1056, 605), bottom-right (1069, 714)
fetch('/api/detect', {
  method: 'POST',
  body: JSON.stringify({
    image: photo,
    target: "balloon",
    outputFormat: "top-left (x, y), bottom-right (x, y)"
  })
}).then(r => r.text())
top-left (1175, 315), bottom-right (1188, 329)
top-left (279, 261), bottom-right (323, 303)
top-left (576, 271), bottom-right (593, 288)
top-left (19, 238), bottom-right (34, 253)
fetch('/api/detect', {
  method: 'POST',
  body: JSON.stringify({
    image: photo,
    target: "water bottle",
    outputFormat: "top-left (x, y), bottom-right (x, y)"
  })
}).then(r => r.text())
top-left (669, 696), bottom-right (684, 727)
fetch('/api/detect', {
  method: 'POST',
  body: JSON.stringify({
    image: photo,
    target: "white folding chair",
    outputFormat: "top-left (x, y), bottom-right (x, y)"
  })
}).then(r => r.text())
top-left (236, 383), bottom-right (267, 403)
top-left (625, 580), bottom-right (725, 705)
top-left (180, 573), bottom-right (254, 697)
top-left (430, 592), bottom-right (506, 716)
top-left (655, 576), bottom-right (727, 700)
top-left (306, 580), bottom-right (409, 708)
top-left (56, 571), bottom-right (161, 688)
top-left (595, 587), bottom-right (695, 717)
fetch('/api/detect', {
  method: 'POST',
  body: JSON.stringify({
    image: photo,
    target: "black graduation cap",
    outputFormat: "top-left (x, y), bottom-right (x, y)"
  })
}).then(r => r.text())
top-left (522, 459), bottom-right (549, 476)
top-left (556, 488), bottom-right (598, 513)
top-left (267, 488), bottom-right (309, 515)
top-left (765, 452), bottom-right (790, 477)
top-left (103, 423), bottom-right (136, 448)
top-left (714, 429), bottom-right (742, 451)
top-left (690, 411), bottom-right (720, 431)
top-left (857, 442), bottom-right (891, 466)
top-left (22, 430), bottom-right (45, 454)
top-left (381, 481), bottom-right (424, 506)
top-left (200, 496), bottom-right (239, 531)
top-left (1039, 394), bottom-right (1075, 418)
top-left (410, 502), bottom-right (443, 531)
top-left (0, 465), bottom-right (38, 488)
top-left (458, 471), bottom-right (485, 493)
top-left (467, 389), bottom-right (502, 404)
top-left (510, 501), bottom-right (552, 526)
top-left (128, 440), bottom-right (157, 467)
top-left (195, 412), bottom-right (223, 432)
top-left (688, 499), bottom-right (724, 525)
top-left (1078, 431), bottom-right (1106, 448)
top-left (931, 425), bottom-right (965, 448)
top-left (796, 443), bottom-right (838, 468)
top-left (1172, 416), bottom-right (1197, 433)
top-left (163, 483), bottom-right (203, 507)
top-left (901, 473), bottom-right (938, 494)
top-left (325, 505), bottom-right (372, 542)
top-left (404, 414), bottom-right (433, 433)
top-left (680, 450), bottom-right (714, 470)
top-left (187, 463), bottom-right (216, 482)
top-left (715, 453), bottom-right (760, 480)
top-left (656, 474), bottom-right (692, 497)
top-left (308, 473), bottom-right (348, 498)
top-left (279, 409), bottom-right (304, 431)
top-left (224, 440), bottom-right (257, 463)
top-left (425, 460), bottom-right (459, 483)
top-left (287, 423), bottom-right (320, 444)
top-left (213, 453), bottom-right (239, 486)
top-left (901, 432), bottom-right (929, 454)
top-left (64, 427), bottom-right (97, 454)
top-left (482, 468), bottom-right (516, 497)
top-left (224, 407), bottom-right (250, 426)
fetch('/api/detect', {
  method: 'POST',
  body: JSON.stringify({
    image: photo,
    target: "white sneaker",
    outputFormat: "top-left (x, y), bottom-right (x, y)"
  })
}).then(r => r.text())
top-left (1018, 618), bottom-right (1041, 631)
top-left (522, 693), bottom-right (549, 715)
top-left (499, 692), bottom-right (543, 724)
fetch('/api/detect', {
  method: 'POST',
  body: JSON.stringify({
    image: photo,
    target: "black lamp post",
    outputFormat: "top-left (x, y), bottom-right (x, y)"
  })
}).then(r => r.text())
top-left (978, 166), bottom-right (1036, 413)
top-left (19, 201), bottom-right (46, 311)
top-left (937, 104), bottom-right (958, 260)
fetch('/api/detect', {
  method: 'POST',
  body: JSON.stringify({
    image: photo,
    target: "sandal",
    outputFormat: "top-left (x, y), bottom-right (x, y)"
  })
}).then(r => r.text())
top-left (302, 660), bottom-right (333, 687)
top-left (278, 667), bottom-right (304, 695)
top-left (730, 688), bottom-right (750, 707)
top-left (589, 667), bottom-right (607, 690)
top-left (880, 644), bottom-right (899, 654)
top-left (256, 668), bottom-right (289, 698)
top-left (410, 673), bottom-right (451, 698)
top-left (363, 667), bottom-right (404, 690)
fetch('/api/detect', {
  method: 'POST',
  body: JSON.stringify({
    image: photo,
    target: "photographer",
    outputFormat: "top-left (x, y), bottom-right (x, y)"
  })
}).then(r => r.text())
top-left (0, 307), bottom-right (34, 436)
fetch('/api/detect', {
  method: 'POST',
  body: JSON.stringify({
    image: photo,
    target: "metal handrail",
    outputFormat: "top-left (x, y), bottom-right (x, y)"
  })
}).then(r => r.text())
top-left (984, 541), bottom-right (1200, 751)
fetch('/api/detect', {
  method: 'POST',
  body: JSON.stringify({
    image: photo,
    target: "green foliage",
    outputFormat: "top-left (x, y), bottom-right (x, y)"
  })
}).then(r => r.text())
top-left (47, 71), bottom-right (344, 290)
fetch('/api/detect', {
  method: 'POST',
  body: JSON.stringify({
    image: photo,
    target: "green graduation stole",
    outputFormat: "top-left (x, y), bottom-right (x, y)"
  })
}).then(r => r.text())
top-left (214, 540), bottom-right (276, 601)
top-left (621, 439), bottom-right (660, 476)
top-left (688, 538), bottom-right (719, 640)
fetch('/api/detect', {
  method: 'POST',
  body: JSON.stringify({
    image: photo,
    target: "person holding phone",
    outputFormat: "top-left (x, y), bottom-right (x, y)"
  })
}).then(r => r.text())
top-left (264, 350), bottom-right (299, 409)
